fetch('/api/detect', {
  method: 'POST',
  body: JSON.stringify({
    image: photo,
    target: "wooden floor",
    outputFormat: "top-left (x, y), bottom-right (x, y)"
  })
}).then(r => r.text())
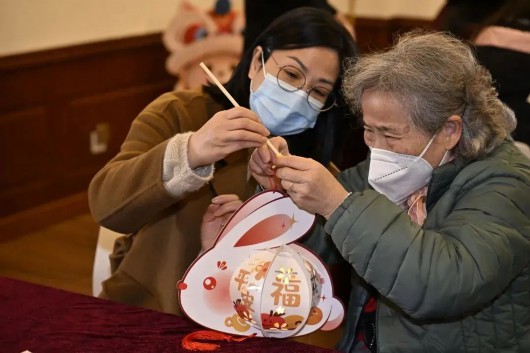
top-left (0, 212), bottom-right (99, 296)
top-left (0, 202), bottom-right (343, 349)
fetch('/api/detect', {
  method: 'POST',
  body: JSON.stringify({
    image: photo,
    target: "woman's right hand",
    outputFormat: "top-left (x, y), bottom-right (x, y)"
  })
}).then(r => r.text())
top-left (248, 136), bottom-right (289, 190)
top-left (188, 107), bottom-right (270, 169)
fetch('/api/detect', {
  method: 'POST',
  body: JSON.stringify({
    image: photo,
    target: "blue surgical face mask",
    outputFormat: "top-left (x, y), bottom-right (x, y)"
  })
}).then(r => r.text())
top-left (249, 52), bottom-right (322, 136)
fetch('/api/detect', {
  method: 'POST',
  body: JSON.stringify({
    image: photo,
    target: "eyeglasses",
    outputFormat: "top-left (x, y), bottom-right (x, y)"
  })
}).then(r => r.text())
top-left (268, 54), bottom-right (337, 112)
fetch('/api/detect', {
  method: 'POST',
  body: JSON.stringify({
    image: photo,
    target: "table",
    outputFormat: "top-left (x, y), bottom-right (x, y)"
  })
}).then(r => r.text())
top-left (0, 277), bottom-right (341, 353)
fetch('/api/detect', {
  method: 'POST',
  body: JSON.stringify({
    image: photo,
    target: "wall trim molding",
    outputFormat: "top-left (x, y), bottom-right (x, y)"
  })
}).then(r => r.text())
top-left (0, 192), bottom-right (89, 239)
top-left (0, 33), bottom-right (165, 70)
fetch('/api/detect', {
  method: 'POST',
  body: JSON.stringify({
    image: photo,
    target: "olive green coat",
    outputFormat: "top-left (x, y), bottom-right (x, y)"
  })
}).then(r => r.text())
top-left (306, 140), bottom-right (530, 352)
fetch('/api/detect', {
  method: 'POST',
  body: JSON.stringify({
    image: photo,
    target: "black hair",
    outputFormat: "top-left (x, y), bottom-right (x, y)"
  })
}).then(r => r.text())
top-left (243, 0), bottom-right (337, 53)
top-left (204, 6), bottom-right (360, 166)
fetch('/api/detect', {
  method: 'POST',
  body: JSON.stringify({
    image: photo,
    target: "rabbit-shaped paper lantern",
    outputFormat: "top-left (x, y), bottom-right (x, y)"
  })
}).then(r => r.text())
top-left (178, 190), bottom-right (344, 338)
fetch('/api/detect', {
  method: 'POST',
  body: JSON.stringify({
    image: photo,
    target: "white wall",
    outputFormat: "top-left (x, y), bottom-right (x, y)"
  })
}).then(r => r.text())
top-left (0, 0), bottom-right (183, 56)
top-left (0, 0), bottom-right (445, 57)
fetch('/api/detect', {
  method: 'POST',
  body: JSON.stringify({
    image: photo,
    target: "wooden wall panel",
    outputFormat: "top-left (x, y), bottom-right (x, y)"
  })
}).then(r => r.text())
top-left (0, 34), bottom-right (174, 218)
top-left (0, 107), bottom-right (49, 186)
top-left (354, 17), bottom-right (433, 53)
top-left (62, 83), bottom-right (169, 178)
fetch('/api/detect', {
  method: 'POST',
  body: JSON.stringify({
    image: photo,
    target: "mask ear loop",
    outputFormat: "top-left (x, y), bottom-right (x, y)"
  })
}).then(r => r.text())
top-left (260, 48), bottom-right (268, 78)
top-left (437, 106), bottom-right (464, 166)
top-left (438, 150), bottom-right (451, 166)
top-left (421, 102), bottom-right (465, 163)
top-left (416, 134), bottom-right (437, 161)
top-left (249, 48), bottom-right (268, 94)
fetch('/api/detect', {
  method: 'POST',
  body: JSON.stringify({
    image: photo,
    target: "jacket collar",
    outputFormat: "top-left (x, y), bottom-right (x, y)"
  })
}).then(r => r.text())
top-left (426, 156), bottom-right (470, 209)
top-left (426, 138), bottom-right (519, 209)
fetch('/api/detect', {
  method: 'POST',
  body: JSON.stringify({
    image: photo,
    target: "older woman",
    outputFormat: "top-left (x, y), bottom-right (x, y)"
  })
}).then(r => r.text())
top-left (249, 31), bottom-right (530, 352)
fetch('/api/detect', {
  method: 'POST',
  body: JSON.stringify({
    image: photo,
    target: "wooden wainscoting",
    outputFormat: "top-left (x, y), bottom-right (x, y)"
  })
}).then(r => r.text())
top-left (354, 17), bottom-right (434, 53)
top-left (0, 33), bottom-right (175, 220)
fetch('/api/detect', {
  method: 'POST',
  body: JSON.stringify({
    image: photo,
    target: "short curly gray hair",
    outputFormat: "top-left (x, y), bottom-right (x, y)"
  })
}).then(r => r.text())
top-left (342, 30), bottom-right (516, 160)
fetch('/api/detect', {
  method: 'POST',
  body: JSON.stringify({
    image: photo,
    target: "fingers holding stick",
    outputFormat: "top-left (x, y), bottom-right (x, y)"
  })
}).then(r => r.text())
top-left (199, 62), bottom-right (281, 159)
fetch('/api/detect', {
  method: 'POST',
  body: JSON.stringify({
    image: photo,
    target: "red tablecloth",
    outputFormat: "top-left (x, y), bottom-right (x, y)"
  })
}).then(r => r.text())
top-left (0, 276), bottom-right (341, 353)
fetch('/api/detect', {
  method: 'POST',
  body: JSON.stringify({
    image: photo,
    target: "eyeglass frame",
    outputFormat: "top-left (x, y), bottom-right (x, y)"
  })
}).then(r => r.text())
top-left (262, 50), bottom-right (338, 112)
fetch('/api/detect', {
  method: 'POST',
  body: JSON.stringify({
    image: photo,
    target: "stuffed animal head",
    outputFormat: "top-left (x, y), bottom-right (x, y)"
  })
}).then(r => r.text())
top-left (178, 190), bottom-right (344, 338)
top-left (163, 0), bottom-right (244, 90)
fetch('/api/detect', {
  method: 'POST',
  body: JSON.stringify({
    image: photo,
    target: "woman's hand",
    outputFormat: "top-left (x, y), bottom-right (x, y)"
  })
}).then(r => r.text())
top-left (188, 107), bottom-right (270, 169)
top-left (274, 156), bottom-right (349, 219)
top-left (200, 194), bottom-right (243, 251)
top-left (248, 136), bottom-right (289, 190)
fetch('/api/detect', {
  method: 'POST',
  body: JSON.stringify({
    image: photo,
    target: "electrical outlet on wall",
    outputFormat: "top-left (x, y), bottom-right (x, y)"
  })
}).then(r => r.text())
top-left (90, 122), bottom-right (110, 155)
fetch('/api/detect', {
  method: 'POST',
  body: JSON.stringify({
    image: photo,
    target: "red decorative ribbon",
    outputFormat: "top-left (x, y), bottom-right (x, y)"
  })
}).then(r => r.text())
top-left (181, 330), bottom-right (256, 351)
top-left (268, 166), bottom-right (280, 193)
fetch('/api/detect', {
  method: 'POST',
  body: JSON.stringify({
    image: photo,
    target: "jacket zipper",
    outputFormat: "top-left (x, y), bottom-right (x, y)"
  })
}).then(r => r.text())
top-left (374, 306), bottom-right (379, 352)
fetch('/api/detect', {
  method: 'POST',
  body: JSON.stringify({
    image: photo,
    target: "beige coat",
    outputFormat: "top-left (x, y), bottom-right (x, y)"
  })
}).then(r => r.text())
top-left (88, 88), bottom-right (255, 314)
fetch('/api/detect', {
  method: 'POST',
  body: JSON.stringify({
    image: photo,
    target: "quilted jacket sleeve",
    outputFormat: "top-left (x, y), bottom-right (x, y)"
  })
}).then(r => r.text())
top-left (302, 160), bottom-right (370, 264)
top-left (325, 153), bottom-right (530, 319)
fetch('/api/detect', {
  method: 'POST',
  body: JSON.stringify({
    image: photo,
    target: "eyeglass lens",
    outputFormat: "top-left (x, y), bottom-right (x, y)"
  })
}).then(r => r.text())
top-left (276, 65), bottom-right (336, 112)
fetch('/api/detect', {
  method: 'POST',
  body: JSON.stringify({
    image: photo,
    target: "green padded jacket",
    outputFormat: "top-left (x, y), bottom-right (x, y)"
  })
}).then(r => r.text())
top-left (305, 140), bottom-right (530, 353)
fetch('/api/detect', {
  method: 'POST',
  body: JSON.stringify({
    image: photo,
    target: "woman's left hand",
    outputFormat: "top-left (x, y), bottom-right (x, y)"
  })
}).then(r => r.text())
top-left (274, 155), bottom-right (349, 219)
top-left (200, 194), bottom-right (243, 251)
top-left (248, 136), bottom-right (290, 190)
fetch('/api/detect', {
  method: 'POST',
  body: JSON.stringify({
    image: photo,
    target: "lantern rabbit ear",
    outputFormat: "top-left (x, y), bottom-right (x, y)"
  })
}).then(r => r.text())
top-left (178, 190), bottom-right (344, 337)
top-left (213, 190), bottom-right (315, 249)
top-left (214, 189), bottom-right (285, 244)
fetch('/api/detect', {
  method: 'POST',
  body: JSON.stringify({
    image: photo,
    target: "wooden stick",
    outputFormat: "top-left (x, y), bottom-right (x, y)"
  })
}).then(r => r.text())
top-left (199, 62), bottom-right (282, 158)
top-left (199, 62), bottom-right (240, 108)
top-left (266, 140), bottom-right (282, 158)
